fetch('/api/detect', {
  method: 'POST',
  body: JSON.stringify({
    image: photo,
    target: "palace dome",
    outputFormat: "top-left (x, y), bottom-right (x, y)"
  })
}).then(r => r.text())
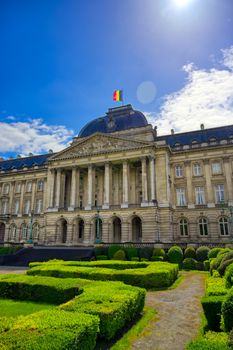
top-left (78, 104), bottom-right (148, 138)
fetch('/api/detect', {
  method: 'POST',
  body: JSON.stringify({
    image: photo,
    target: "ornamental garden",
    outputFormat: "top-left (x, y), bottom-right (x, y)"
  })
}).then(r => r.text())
top-left (0, 245), bottom-right (233, 349)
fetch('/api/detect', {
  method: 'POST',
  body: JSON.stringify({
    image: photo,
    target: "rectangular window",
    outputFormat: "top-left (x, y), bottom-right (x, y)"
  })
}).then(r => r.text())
top-left (3, 184), bottom-right (9, 195)
top-left (15, 182), bottom-right (21, 193)
top-left (212, 162), bottom-right (222, 175)
top-left (215, 184), bottom-right (225, 204)
top-left (35, 199), bottom-right (43, 214)
top-left (195, 187), bottom-right (205, 205)
top-left (176, 188), bottom-right (186, 206)
top-left (2, 201), bottom-right (8, 214)
top-left (193, 163), bottom-right (202, 176)
top-left (175, 165), bottom-right (183, 177)
top-left (14, 200), bottom-right (20, 215)
top-left (37, 180), bottom-right (44, 191)
top-left (26, 181), bottom-right (32, 192)
top-left (24, 200), bottom-right (31, 215)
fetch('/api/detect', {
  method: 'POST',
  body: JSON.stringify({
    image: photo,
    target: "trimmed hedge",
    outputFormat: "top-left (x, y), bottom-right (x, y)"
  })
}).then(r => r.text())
top-left (153, 248), bottom-right (165, 258)
top-left (0, 309), bottom-right (99, 350)
top-left (222, 287), bottom-right (233, 332)
top-left (205, 276), bottom-right (228, 297)
top-left (186, 331), bottom-right (230, 350)
top-left (27, 262), bottom-right (179, 289)
top-left (96, 255), bottom-right (108, 260)
top-left (112, 249), bottom-right (126, 260)
top-left (201, 296), bottom-right (226, 331)
top-left (184, 246), bottom-right (196, 259)
top-left (151, 256), bottom-right (163, 262)
top-left (196, 246), bottom-right (210, 262)
top-left (208, 248), bottom-right (222, 260)
top-left (108, 245), bottom-right (122, 259)
top-left (182, 258), bottom-right (197, 270)
top-left (125, 247), bottom-right (138, 260)
top-left (167, 246), bottom-right (183, 264)
top-left (138, 247), bottom-right (153, 260)
top-left (225, 263), bottom-right (233, 287)
top-left (218, 258), bottom-right (233, 277)
top-left (0, 274), bottom-right (86, 304)
top-left (60, 281), bottom-right (145, 340)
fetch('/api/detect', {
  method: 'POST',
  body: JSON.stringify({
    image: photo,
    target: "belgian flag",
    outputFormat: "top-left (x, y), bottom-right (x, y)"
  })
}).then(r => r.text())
top-left (113, 90), bottom-right (123, 102)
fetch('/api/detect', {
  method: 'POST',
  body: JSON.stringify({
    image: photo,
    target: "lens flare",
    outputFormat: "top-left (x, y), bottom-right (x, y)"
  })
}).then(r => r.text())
top-left (174, 0), bottom-right (191, 7)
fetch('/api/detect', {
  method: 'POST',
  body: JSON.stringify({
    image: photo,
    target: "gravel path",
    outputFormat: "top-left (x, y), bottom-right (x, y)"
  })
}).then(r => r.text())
top-left (0, 266), bottom-right (27, 274)
top-left (131, 272), bottom-right (206, 350)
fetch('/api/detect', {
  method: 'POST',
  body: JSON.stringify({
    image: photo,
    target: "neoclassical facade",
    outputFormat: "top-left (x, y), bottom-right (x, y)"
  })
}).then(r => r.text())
top-left (0, 104), bottom-right (233, 246)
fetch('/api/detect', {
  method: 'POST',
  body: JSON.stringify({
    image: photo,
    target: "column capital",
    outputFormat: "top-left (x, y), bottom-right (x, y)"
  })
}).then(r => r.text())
top-left (149, 155), bottom-right (155, 161)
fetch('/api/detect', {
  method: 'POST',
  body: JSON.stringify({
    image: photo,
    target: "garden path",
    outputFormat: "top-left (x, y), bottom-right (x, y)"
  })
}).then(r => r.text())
top-left (131, 272), bottom-right (206, 350)
top-left (0, 266), bottom-right (27, 274)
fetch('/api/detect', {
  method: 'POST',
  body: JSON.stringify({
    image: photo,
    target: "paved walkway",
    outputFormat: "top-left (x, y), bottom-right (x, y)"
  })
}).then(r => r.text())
top-left (131, 272), bottom-right (206, 350)
top-left (0, 266), bottom-right (27, 274)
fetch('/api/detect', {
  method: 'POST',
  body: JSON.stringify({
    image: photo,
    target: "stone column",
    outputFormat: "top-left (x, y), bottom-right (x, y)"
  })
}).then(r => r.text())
top-left (121, 160), bottom-right (129, 208)
top-left (185, 161), bottom-right (194, 208)
top-left (103, 162), bottom-right (110, 209)
top-left (141, 157), bottom-right (148, 206)
top-left (149, 156), bottom-right (156, 203)
top-left (85, 165), bottom-right (93, 210)
top-left (31, 180), bottom-right (36, 211)
top-left (9, 182), bottom-right (14, 215)
top-left (55, 169), bottom-right (61, 209)
top-left (18, 181), bottom-right (25, 217)
top-left (204, 160), bottom-right (215, 207)
top-left (224, 157), bottom-right (233, 205)
top-left (48, 169), bottom-right (55, 209)
top-left (69, 167), bottom-right (77, 211)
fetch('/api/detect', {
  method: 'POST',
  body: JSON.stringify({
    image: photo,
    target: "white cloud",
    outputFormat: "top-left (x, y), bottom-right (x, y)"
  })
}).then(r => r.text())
top-left (145, 45), bottom-right (233, 135)
top-left (0, 118), bottom-right (74, 156)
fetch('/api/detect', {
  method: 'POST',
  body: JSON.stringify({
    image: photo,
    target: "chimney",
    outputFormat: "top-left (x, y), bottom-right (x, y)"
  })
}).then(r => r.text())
top-left (200, 123), bottom-right (204, 130)
top-left (171, 129), bottom-right (175, 135)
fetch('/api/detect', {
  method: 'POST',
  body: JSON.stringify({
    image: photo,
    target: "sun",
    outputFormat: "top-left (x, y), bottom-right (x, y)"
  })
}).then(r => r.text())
top-left (174, 0), bottom-right (191, 7)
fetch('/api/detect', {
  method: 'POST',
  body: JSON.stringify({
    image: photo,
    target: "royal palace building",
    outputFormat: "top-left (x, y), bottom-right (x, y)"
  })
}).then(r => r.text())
top-left (0, 104), bottom-right (233, 246)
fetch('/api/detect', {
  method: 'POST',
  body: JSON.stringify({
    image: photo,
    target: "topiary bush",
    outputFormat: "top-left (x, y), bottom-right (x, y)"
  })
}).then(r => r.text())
top-left (225, 263), bottom-right (233, 288)
top-left (151, 256), bottom-right (164, 262)
top-left (202, 296), bottom-right (227, 331)
top-left (184, 246), bottom-right (196, 259)
top-left (204, 260), bottom-right (210, 271)
top-left (167, 246), bottom-right (183, 264)
top-left (218, 258), bottom-right (233, 277)
top-left (222, 288), bottom-right (233, 332)
top-left (153, 248), bottom-right (165, 258)
top-left (196, 246), bottom-right (210, 262)
top-left (112, 249), bottom-right (126, 261)
top-left (182, 258), bottom-right (197, 270)
top-left (196, 261), bottom-right (204, 271)
top-left (208, 248), bottom-right (222, 260)
top-left (108, 245), bottom-right (122, 259)
top-left (138, 247), bottom-right (153, 260)
top-left (125, 247), bottom-right (138, 260)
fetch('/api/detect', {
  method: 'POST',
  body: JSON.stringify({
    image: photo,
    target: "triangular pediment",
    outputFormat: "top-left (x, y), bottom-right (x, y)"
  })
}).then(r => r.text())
top-left (49, 133), bottom-right (151, 160)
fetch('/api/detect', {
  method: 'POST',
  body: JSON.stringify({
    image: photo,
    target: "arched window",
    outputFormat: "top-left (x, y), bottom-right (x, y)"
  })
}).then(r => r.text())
top-left (179, 218), bottom-right (188, 236)
top-left (219, 217), bottom-right (229, 236)
top-left (199, 218), bottom-right (208, 236)
top-left (20, 224), bottom-right (28, 241)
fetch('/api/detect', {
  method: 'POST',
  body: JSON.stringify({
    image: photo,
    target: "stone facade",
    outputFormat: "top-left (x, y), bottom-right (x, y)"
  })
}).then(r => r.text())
top-left (0, 105), bottom-right (233, 246)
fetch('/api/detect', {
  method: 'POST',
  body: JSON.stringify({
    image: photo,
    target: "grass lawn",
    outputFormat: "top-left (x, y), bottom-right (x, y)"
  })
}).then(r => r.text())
top-left (0, 298), bottom-right (54, 318)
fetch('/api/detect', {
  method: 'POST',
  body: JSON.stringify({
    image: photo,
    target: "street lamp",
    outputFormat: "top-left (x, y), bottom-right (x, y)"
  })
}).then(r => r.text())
top-left (27, 210), bottom-right (34, 244)
top-left (95, 208), bottom-right (102, 244)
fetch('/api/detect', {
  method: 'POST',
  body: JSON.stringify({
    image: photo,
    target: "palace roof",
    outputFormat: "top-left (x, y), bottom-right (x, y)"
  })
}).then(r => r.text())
top-left (0, 153), bottom-right (51, 171)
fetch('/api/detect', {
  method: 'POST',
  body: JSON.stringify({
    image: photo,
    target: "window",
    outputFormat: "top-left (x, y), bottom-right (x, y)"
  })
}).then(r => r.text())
top-left (193, 163), bottom-right (202, 176)
top-left (35, 199), bottom-right (43, 214)
top-left (15, 182), bottom-right (21, 193)
top-left (175, 165), bottom-right (183, 177)
top-left (179, 218), bottom-right (188, 236)
top-left (3, 184), bottom-right (9, 195)
top-left (195, 187), bottom-right (205, 205)
top-left (176, 188), bottom-right (186, 206)
top-left (219, 217), bottom-right (229, 236)
top-left (2, 201), bottom-right (8, 214)
top-left (14, 199), bottom-right (20, 215)
top-left (212, 162), bottom-right (222, 175)
top-left (22, 224), bottom-right (28, 240)
top-left (26, 181), bottom-right (32, 192)
top-left (24, 200), bottom-right (31, 215)
top-left (37, 180), bottom-right (44, 191)
top-left (215, 184), bottom-right (225, 204)
top-left (199, 218), bottom-right (208, 236)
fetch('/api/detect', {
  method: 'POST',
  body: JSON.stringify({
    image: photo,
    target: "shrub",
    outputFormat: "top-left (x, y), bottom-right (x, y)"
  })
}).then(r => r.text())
top-left (151, 256), bottom-right (164, 262)
top-left (218, 258), bottom-right (233, 277)
top-left (0, 274), bottom-right (84, 304)
top-left (131, 257), bottom-right (139, 261)
top-left (196, 246), bottom-right (210, 262)
top-left (60, 281), bottom-right (145, 340)
top-left (186, 331), bottom-right (230, 350)
top-left (153, 248), bottom-right (165, 258)
top-left (138, 247), bottom-right (153, 260)
top-left (205, 276), bottom-right (228, 296)
top-left (182, 258), bottom-right (197, 270)
top-left (225, 263), bottom-right (233, 287)
top-left (0, 309), bottom-right (99, 350)
top-left (228, 328), bottom-right (233, 347)
top-left (184, 246), bottom-right (196, 259)
top-left (202, 296), bottom-right (226, 331)
top-left (196, 261), bottom-right (204, 271)
top-left (27, 262), bottom-right (179, 289)
top-left (108, 245), bottom-right (122, 259)
top-left (125, 247), bottom-right (138, 260)
top-left (112, 249), bottom-right (126, 260)
top-left (167, 246), bottom-right (183, 264)
top-left (222, 288), bottom-right (233, 331)
top-left (204, 260), bottom-right (210, 271)
top-left (208, 248), bottom-right (223, 260)
top-left (94, 245), bottom-right (107, 257)
top-left (141, 258), bottom-right (148, 262)
top-left (96, 255), bottom-right (108, 260)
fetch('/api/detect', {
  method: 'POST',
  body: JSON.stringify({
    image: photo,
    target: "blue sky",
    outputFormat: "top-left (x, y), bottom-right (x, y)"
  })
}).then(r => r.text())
top-left (1, 0), bottom-right (233, 157)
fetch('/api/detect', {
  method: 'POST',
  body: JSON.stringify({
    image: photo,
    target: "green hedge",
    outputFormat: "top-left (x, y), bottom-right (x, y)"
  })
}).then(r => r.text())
top-left (60, 281), bottom-right (145, 340)
top-left (27, 262), bottom-right (179, 289)
top-left (0, 246), bottom-right (23, 256)
top-left (186, 331), bottom-right (230, 350)
top-left (205, 276), bottom-right (228, 297)
top-left (201, 296), bottom-right (226, 331)
top-left (0, 309), bottom-right (99, 350)
top-left (167, 246), bottom-right (183, 264)
top-left (0, 274), bottom-right (86, 304)
top-left (222, 287), bottom-right (233, 332)
top-left (182, 258), bottom-right (197, 270)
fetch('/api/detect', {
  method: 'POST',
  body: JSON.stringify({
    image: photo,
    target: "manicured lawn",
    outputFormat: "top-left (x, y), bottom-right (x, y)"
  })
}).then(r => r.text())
top-left (0, 298), bottom-right (54, 317)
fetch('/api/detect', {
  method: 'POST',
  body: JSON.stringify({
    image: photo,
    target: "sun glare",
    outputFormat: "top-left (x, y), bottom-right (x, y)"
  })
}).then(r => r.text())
top-left (174, 0), bottom-right (191, 7)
